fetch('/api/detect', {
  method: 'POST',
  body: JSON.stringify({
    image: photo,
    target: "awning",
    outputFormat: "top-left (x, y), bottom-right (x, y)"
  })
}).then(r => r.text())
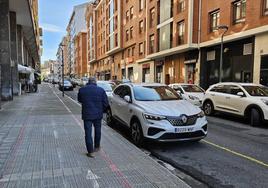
top-left (18, 64), bottom-right (34, 74)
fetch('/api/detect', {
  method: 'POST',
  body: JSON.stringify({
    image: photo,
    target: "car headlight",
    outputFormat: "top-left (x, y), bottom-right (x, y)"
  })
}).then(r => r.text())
top-left (143, 113), bottom-right (166, 121)
top-left (261, 99), bottom-right (268, 105)
top-left (189, 95), bottom-right (199, 100)
top-left (197, 111), bottom-right (205, 118)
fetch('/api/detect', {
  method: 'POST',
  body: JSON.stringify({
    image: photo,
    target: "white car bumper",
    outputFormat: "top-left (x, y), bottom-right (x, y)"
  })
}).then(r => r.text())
top-left (141, 116), bottom-right (208, 142)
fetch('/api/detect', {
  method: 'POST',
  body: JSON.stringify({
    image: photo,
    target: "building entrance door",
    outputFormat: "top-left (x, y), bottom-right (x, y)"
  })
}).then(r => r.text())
top-left (260, 55), bottom-right (268, 86)
top-left (185, 63), bottom-right (195, 84)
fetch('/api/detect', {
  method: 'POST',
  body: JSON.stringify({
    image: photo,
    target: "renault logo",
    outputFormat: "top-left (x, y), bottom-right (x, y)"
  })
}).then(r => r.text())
top-left (181, 115), bottom-right (188, 124)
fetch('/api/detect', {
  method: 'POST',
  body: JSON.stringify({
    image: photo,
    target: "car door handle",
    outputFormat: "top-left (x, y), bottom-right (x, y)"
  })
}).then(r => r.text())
top-left (211, 94), bottom-right (216, 96)
top-left (226, 97), bottom-right (231, 99)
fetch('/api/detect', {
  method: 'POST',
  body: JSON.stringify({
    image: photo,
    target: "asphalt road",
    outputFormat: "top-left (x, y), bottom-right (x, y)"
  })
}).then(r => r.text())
top-left (64, 88), bottom-right (268, 188)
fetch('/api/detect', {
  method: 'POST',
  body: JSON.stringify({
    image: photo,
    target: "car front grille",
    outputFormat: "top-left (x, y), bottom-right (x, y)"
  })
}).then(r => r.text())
top-left (167, 114), bottom-right (198, 126)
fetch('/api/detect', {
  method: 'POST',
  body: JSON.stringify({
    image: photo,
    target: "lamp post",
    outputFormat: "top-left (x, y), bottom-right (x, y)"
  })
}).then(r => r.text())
top-left (60, 43), bottom-right (65, 97)
top-left (218, 25), bottom-right (229, 83)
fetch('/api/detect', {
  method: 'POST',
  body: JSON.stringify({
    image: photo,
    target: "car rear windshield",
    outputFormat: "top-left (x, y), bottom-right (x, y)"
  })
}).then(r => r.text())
top-left (97, 82), bottom-right (113, 92)
top-left (133, 86), bottom-right (181, 101)
top-left (242, 86), bottom-right (268, 96)
top-left (181, 85), bottom-right (204, 92)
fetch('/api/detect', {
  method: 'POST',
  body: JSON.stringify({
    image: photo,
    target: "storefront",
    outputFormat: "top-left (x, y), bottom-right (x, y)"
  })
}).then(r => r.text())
top-left (142, 64), bottom-right (150, 83)
top-left (155, 60), bottom-right (164, 83)
top-left (200, 37), bottom-right (254, 89)
top-left (127, 67), bottom-right (134, 82)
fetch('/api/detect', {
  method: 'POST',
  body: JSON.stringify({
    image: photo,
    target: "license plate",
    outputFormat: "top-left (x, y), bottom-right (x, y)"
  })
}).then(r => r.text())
top-left (66, 87), bottom-right (69, 89)
top-left (175, 127), bottom-right (194, 133)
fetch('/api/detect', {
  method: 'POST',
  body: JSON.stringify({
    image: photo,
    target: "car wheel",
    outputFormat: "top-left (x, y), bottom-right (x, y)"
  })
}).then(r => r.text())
top-left (250, 108), bottom-right (261, 127)
top-left (106, 108), bottom-right (115, 127)
top-left (131, 120), bottom-right (144, 146)
top-left (203, 101), bottom-right (214, 116)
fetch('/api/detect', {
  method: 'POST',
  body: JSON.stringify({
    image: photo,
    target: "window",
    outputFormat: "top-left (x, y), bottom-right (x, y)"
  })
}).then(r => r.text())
top-left (210, 10), bottom-right (220, 32)
top-left (264, 0), bottom-right (268, 15)
top-left (139, 42), bottom-right (144, 55)
top-left (126, 30), bottom-right (129, 41)
top-left (139, 20), bottom-right (144, 33)
top-left (149, 34), bottom-right (155, 54)
top-left (150, 8), bottom-right (155, 28)
top-left (115, 33), bottom-right (118, 47)
top-left (177, 21), bottom-right (185, 45)
top-left (126, 10), bottom-right (130, 21)
top-left (127, 48), bottom-right (131, 57)
top-left (130, 7), bottom-right (134, 19)
top-left (130, 27), bottom-right (133, 39)
top-left (210, 85), bottom-right (228, 93)
top-left (233, 0), bottom-right (246, 23)
top-left (132, 47), bottom-right (135, 56)
top-left (139, 0), bottom-right (144, 11)
top-left (178, 0), bottom-right (185, 13)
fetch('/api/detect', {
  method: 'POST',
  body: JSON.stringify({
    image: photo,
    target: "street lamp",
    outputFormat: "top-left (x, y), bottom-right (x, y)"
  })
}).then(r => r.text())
top-left (217, 25), bottom-right (229, 83)
top-left (60, 43), bottom-right (65, 97)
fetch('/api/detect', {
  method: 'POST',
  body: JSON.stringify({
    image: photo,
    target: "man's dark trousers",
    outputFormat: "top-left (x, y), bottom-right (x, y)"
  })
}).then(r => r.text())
top-left (84, 119), bottom-right (102, 153)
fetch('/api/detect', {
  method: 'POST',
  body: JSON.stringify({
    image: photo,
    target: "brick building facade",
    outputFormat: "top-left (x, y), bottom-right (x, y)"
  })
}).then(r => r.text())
top-left (85, 0), bottom-right (268, 87)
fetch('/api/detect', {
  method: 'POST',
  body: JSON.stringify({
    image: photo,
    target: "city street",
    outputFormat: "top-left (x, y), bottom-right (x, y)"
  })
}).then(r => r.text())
top-left (65, 87), bottom-right (268, 188)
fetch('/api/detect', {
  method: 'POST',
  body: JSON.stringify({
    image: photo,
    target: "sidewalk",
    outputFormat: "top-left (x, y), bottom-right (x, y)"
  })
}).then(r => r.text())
top-left (0, 84), bottom-right (190, 188)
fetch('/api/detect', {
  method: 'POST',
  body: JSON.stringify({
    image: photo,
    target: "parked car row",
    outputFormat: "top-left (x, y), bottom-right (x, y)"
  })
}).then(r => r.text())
top-left (104, 81), bottom-right (268, 145)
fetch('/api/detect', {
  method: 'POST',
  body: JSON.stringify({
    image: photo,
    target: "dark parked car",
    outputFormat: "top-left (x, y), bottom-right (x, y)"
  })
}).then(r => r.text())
top-left (59, 80), bottom-right (73, 91)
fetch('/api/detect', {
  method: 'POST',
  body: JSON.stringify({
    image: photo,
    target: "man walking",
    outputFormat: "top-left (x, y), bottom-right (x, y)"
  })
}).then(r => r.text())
top-left (78, 77), bottom-right (109, 158)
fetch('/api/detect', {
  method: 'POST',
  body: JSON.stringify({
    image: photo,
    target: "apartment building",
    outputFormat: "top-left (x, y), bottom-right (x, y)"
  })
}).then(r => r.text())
top-left (66, 3), bottom-right (88, 77)
top-left (86, 0), bottom-right (268, 87)
top-left (0, 0), bottom-right (41, 101)
top-left (199, 0), bottom-right (268, 88)
top-left (74, 32), bottom-right (88, 77)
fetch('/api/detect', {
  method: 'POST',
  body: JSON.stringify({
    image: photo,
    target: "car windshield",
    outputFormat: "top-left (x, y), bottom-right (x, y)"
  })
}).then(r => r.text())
top-left (181, 85), bottom-right (204, 92)
top-left (242, 86), bottom-right (268, 96)
top-left (64, 81), bottom-right (70, 84)
top-left (97, 82), bottom-right (113, 92)
top-left (134, 86), bottom-right (181, 101)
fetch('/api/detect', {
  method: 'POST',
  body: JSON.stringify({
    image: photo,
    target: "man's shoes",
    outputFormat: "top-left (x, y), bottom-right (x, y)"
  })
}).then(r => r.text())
top-left (87, 153), bottom-right (95, 158)
top-left (94, 147), bottom-right (101, 152)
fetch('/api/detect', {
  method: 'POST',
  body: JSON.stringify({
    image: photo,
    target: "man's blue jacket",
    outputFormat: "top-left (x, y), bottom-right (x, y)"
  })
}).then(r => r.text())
top-left (78, 83), bottom-right (109, 120)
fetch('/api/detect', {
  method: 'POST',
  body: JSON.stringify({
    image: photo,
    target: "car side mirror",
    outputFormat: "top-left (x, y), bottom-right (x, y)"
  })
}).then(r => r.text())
top-left (237, 92), bottom-right (245, 97)
top-left (124, 95), bottom-right (131, 103)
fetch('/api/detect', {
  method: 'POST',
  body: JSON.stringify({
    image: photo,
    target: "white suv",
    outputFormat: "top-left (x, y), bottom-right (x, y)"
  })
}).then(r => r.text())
top-left (203, 82), bottom-right (268, 126)
top-left (106, 83), bottom-right (208, 145)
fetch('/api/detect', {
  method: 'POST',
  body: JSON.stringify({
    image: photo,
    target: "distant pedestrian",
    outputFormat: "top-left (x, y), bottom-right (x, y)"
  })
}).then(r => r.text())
top-left (78, 77), bottom-right (109, 158)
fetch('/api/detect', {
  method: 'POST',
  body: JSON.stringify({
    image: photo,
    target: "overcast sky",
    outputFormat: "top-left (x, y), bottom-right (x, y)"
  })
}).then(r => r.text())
top-left (39, 0), bottom-right (90, 64)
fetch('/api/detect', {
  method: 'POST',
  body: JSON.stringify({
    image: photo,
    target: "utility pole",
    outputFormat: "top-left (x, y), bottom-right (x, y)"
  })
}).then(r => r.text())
top-left (218, 25), bottom-right (229, 83)
top-left (60, 43), bottom-right (65, 97)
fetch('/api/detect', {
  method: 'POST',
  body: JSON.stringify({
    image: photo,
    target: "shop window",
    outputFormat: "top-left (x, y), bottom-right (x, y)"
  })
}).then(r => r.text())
top-left (210, 10), bottom-right (220, 32)
top-left (207, 51), bottom-right (216, 61)
top-left (233, 0), bottom-right (246, 24)
top-left (243, 43), bottom-right (252, 55)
